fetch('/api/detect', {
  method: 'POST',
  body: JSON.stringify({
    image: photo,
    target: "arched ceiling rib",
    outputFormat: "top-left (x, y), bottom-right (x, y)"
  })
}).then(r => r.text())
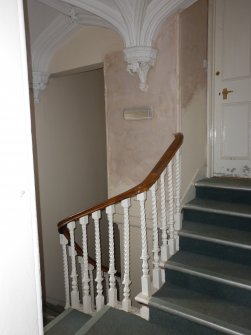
top-left (31, 0), bottom-right (197, 101)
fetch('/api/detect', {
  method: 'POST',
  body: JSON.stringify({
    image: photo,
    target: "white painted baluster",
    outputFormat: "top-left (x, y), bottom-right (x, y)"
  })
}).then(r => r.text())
top-left (137, 192), bottom-right (151, 296)
top-left (106, 205), bottom-right (118, 307)
top-left (121, 198), bottom-right (131, 312)
top-left (160, 170), bottom-right (169, 263)
top-left (150, 183), bottom-right (161, 289)
top-left (92, 210), bottom-right (104, 311)
top-left (67, 221), bottom-right (80, 309)
top-left (60, 234), bottom-right (70, 309)
top-left (174, 150), bottom-right (181, 251)
top-left (167, 162), bottom-right (175, 256)
top-left (88, 264), bottom-right (95, 310)
top-left (79, 216), bottom-right (92, 314)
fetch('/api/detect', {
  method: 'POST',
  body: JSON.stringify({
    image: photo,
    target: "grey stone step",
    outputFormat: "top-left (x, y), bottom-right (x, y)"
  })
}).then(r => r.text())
top-left (196, 177), bottom-right (251, 191)
top-left (181, 221), bottom-right (251, 250)
top-left (184, 198), bottom-right (251, 218)
top-left (150, 283), bottom-right (251, 335)
top-left (44, 308), bottom-right (91, 335)
top-left (76, 306), bottom-right (169, 335)
top-left (165, 250), bottom-right (251, 291)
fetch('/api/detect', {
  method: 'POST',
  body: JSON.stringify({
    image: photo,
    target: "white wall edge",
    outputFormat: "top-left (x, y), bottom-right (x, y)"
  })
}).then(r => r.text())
top-left (17, 1), bottom-right (44, 333)
top-left (206, 0), bottom-right (215, 178)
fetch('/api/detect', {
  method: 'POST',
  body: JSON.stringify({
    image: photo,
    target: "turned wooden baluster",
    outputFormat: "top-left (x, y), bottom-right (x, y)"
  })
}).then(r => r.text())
top-left (67, 221), bottom-right (80, 308)
top-left (79, 216), bottom-right (92, 313)
top-left (167, 162), bottom-right (175, 256)
top-left (137, 192), bottom-right (150, 296)
top-left (121, 198), bottom-right (131, 312)
top-left (137, 192), bottom-right (151, 320)
top-left (60, 234), bottom-right (70, 309)
top-left (92, 210), bottom-right (104, 311)
top-left (150, 183), bottom-right (161, 289)
top-left (160, 170), bottom-right (169, 263)
top-left (106, 205), bottom-right (118, 307)
top-left (174, 149), bottom-right (181, 251)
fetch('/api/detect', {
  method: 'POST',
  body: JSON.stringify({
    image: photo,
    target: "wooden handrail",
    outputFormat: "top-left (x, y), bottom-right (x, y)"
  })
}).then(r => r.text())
top-left (58, 133), bottom-right (183, 232)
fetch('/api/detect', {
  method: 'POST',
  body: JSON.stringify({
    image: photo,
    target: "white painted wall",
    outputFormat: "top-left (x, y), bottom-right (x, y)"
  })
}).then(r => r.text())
top-left (179, 0), bottom-right (208, 203)
top-left (49, 26), bottom-right (123, 74)
top-left (0, 1), bottom-right (43, 334)
top-left (34, 69), bottom-right (108, 305)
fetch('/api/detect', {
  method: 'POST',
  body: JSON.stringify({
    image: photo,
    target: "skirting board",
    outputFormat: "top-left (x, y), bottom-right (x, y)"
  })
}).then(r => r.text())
top-left (181, 165), bottom-right (207, 206)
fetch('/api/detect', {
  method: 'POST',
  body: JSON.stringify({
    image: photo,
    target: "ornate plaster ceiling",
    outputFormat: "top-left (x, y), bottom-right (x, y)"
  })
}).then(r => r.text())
top-left (29, 0), bottom-right (197, 101)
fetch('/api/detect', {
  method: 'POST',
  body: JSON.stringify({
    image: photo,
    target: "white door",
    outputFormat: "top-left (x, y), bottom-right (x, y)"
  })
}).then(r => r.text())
top-left (213, 0), bottom-right (251, 177)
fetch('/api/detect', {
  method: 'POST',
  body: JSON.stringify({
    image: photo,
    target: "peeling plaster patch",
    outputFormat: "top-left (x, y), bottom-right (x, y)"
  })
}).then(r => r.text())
top-left (243, 165), bottom-right (251, 177)
top-left (215, 166), bottom-right (251, 178)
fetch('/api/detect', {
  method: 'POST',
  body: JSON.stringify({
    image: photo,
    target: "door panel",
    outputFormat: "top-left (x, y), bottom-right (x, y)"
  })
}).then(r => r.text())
top-left (213, 0), bottom-right (251, 177)
top-left (222, 103), bottom-right (250, 159)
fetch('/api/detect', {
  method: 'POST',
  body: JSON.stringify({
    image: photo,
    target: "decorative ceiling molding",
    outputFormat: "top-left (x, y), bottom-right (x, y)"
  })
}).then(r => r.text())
top-left (32, 14), bottom-right (78, 73)
top-left (54, 0), bottom-right (197, 91)
top-left (124, 46), bottom-right (157, 92)
top-left (32, 0), bottom-right (197, 98)
top-left (31, 72), bottom-right (49, 103)
top-left (30, 13), bottom-right (79, 102)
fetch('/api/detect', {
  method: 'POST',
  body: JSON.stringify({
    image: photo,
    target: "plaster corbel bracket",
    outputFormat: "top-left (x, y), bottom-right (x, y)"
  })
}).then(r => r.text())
top-left (124, 46), bottom-right (158, 92)
top-left (31, 72), bottom-right (49, 103)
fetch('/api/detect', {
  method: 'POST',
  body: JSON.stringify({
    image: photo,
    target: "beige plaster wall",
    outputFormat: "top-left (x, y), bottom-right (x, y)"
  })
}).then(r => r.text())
top-left (103, 0), bottom-right (208, 303)
top-left (49, 26), bottom-right (123, 74)
top-left (104, 15), bottom-right (179, 304)
top-left (34, 69), bottom-right (107, 304)
top-left (180, 0), bottom-right (208, 201)
top-left (105, 15), bottom-right (179, 198)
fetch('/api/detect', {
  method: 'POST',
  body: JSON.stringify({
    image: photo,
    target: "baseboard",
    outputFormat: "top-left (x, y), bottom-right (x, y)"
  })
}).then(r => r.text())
top-left (181, 165), bottom-right (207, 206)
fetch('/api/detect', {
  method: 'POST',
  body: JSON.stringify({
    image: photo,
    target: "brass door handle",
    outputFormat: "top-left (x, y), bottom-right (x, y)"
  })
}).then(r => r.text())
top-left (221, 88), bottom-right (234, 100)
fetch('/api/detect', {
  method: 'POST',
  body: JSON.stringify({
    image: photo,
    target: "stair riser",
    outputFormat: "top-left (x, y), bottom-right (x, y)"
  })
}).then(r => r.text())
top-left (183, 209), bottom-right (251, 232)
top-left (195, 186), bottom-right (251, 205)
top-left (165, 269), bottom-right (251, 308)
top-left (149, 307), bottom-right (225, 335)
top-left (180, 236), bottom-right (251, 266)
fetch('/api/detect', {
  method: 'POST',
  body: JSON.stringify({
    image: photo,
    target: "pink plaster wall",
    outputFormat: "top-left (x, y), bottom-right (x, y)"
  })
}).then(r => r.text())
top-left (104, 16), bottom-right (179, 197)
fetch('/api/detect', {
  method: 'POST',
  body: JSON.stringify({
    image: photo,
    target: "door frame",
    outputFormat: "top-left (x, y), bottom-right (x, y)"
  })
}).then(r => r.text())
top-left (207, 0), bottom-right (216, 178)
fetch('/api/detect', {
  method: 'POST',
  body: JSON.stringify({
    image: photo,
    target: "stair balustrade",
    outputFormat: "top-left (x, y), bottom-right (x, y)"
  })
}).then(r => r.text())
top-left (58, 133), bottom-right (183, 319)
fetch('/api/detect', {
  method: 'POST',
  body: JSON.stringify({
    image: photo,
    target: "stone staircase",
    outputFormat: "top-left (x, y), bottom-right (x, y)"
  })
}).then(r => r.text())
top-left (45, 177), bottom-right (251, 335)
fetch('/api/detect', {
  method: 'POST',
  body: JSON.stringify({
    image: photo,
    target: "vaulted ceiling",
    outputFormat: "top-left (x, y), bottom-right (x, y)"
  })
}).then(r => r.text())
top-left (28, 0), bottom-right (197, 101)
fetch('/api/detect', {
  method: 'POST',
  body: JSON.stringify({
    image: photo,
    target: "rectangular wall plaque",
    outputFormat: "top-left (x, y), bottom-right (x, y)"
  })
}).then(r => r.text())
top-left (123, 106), bottom-right (153, 120)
